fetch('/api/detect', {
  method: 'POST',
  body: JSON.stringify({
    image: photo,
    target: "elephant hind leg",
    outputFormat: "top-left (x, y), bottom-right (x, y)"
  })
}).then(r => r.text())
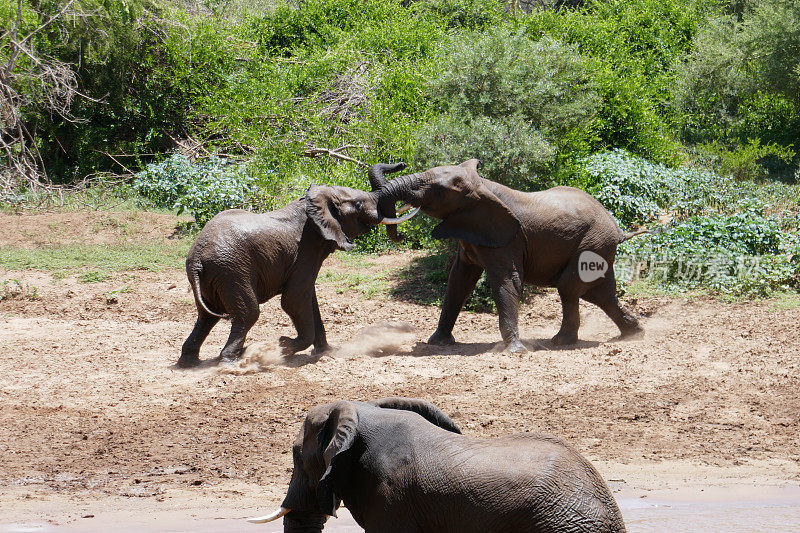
top-left (178, 311), bottom-right (221, 367)
top-left (218, 288), bottom-right (260, 363)
top-left (552, 263), bottom-right (584, 346)
top-left (581, 275), bottom-right (642, 337)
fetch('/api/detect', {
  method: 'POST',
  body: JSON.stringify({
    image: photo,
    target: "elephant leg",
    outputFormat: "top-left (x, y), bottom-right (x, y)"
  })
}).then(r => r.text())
top-left (429, 251), bottom-right (484, 345)
top-left (279, 285), bottom-right (316, 355)
top-left (552, 264), bottom-right (583, 346)
top-left (581, 274), bottom-right (642, 337)
top-left (218, 289), bottom-right (260, 363)
top-left (486, 268), bottom-right (526, 353)
top-left (178, 311), bottom-right (220, 367)
top-left (310, 289), bottom-right (332, 355)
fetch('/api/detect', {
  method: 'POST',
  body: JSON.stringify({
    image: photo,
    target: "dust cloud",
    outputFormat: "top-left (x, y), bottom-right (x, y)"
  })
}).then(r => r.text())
top-left (333, 321), bottom-right (416, 358)
top-left (218, 322), bottom-right (418, 373)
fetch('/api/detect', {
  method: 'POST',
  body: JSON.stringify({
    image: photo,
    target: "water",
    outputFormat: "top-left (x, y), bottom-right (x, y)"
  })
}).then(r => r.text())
top-left (3, 485), bottom-right (799, 532)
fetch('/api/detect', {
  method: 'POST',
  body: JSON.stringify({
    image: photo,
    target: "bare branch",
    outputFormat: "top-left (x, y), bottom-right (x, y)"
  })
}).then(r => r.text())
top-left (301, 145), bottom-right (368, 167)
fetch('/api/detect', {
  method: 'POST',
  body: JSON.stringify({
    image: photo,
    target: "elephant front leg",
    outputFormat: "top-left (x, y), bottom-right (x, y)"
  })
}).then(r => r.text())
top-left (279, 285), bottom-right (316, 355)
top-left (428, 252), bottom-right (484, 346)
top-left (486, 269), bottom-right (526, 353)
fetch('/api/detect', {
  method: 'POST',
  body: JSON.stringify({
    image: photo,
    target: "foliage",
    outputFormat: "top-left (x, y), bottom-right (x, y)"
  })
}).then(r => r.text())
top-left (706, 139), bottom-right (795, 182)
top-left (583, 150), bottom-right (722, 226)
top-left (0, 0), bottom-right (240, 182)
top-left (617, 211), bottom-right (799, 297)
top-left (417, 29), bottom-right (599, 190)
top-left (133, 154), bottom-right (258, 225)
top-left (676, 0), bottom-right (800, 160)
top-left (411, 0), bottom-right (502, 30)
top-left (520, 0), bottom-right (710, 163)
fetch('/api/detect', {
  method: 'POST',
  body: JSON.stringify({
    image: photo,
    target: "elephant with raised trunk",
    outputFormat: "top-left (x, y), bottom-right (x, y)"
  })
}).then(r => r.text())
top-left (177, 163), bottom-right (413, 367)
top-left (377, 159), bottom-right (647, 352)
top-left (248, 397), bottom-right (626, 532)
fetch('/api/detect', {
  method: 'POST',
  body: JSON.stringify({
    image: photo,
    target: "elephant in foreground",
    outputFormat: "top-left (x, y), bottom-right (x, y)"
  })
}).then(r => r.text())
top-left (177, 163), bottom-right (411, 367)
top-left (377, 159), bottom-right (647, 352)
top-left (248, 398), bottom-right (626, 532)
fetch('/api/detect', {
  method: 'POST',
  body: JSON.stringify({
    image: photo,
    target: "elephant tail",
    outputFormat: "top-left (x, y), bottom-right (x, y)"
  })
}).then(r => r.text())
top-left (188, 261), bottom-right (226, 318)
top-left (620, 228), bottom-right (651, 242)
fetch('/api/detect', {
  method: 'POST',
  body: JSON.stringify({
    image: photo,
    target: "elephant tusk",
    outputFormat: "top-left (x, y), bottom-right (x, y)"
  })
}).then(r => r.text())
top-left (246, 507), bottom-right (291, 523)
top-left (395, 203), bottom-right (414, 215)
top-left (380, 207), bottom-right (420, 225)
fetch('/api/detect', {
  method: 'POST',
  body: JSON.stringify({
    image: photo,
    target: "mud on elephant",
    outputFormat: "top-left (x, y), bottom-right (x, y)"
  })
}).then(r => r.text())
top-left (248, 397), bottom-right (627, 532)
top-left (377, 159), bottom-right (647, 352)
top-left (177, 163), bottom-right (413, 368)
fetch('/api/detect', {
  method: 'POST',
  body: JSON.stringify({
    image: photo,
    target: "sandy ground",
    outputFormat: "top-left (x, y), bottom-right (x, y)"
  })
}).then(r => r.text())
top-left (1, 211), bottom-right (799, 531)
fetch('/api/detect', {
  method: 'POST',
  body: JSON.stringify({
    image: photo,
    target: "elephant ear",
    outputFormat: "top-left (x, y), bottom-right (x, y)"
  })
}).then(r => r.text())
top-left (306, 185), bottom-right (356, 251)
top-left (299, 401), bottom-right (359, 517)
top-left (318, 401), bottom-right (359, 483)
top-left (369, 397), bottom-right (461, 434)
top-left (431, 183), bottom-right (521, 248)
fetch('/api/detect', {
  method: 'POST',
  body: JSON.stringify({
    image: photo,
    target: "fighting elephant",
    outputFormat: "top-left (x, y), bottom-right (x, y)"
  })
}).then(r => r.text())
top-left (377, 159), bottom-right (647, 352)
top-left (177, 163), bottom-right (413, 368)
top-left (247, 398), bottom-right (627, 532)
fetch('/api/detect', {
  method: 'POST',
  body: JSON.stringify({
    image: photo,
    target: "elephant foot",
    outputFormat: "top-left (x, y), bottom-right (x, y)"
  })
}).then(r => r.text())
top-left (279, 335), bottom-right (312, 355)
top-left (218, 356), bottom-right (239, 367)
top-left (504, 339), bottom-right (528, 354)
top-left (619, 325), bottom-right (644, 340)
top-left (428, 331), bottom-right (456, 346)
top-left (176, 355), bottom-right (201, 368)
top-left (311, 343), bottom-right (335, 357)
top-left (551, 331), bottom-right (578, 346)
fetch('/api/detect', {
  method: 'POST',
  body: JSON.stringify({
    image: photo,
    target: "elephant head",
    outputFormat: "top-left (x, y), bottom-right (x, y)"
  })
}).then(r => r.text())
top-left (248, 398), bottom-right (460, 532)
top-left (305, 163), bottom-right (415, 251)
top-left (378, 159), bottom-right (521, 248)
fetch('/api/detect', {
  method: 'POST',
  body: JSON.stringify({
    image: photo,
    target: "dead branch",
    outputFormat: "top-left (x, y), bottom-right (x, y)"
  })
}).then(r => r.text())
top-left (301, 144), bottom-right (369, 167)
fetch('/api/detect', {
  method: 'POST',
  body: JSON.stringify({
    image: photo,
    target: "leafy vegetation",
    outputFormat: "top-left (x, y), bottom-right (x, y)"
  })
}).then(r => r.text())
top-left (133, 155), bottom-right (258, 225)
top-left (585, 150), bottom-right (800, 296)
top-left (3, 0), bottom-right (800, 300)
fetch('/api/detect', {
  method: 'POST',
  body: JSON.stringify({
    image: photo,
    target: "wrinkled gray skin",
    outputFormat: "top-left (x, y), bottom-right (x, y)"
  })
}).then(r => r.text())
top-left (275, 398), bottom-right (626, 533)
top-left (378, 159), bottom-right (645, 352)
top-left (178, 164), bottom-right (405, 368)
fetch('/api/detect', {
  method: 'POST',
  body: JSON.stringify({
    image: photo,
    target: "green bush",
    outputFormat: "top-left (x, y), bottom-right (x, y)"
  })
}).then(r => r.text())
top-left (583, 150), bottom-right (724, 226)
top-left (416, 29), bottom-right (599, 190)
top-left (617, 210), bottom-right (799, 296)
top-left (520, 0), bottom-right (708, 163)
top-left (133, 154), bottom-right (259, 225)
top-left (677, 0), bottom-right (800, 162)
top-left (3, 0), bottom-right (239, 181)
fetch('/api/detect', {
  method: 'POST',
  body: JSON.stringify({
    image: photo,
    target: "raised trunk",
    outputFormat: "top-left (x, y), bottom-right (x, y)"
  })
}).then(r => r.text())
top-left (368, 162), bottom-right (407, 242)
top-left (376, 172), bottom-right (424, 208)
top-left (283, 512), bottom-right (327, 533)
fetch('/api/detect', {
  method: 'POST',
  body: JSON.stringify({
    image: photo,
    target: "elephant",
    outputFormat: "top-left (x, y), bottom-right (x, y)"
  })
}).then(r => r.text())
top-left (177, 163), bottom-right (413, 368)
top-left (376, 159), bottom-right (648, 352)
top-left (247, 397), bottom-right (627, 532)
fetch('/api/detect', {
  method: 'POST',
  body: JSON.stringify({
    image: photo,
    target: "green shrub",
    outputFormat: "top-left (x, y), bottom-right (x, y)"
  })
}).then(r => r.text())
top-left (617, 209), bottom-right (798, 296)
top-left (411, 0), bottom-right (502, 30)
top-left (133, 154), bottom-right (259, 225)
top-left (583, 150), bottom-right (725, 226)
top-left (677, 0), bottom-right (800, 161)
top-left (416, 28), bottom-right (599, 190)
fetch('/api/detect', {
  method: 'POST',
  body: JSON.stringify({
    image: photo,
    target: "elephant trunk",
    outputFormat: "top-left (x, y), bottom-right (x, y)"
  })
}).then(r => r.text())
top-left (369, 162), bottom-right (407, 242)
top-left (377, 172), bottom-right (425, 209)
top-left (283, 511), bottom-right (327, 533)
